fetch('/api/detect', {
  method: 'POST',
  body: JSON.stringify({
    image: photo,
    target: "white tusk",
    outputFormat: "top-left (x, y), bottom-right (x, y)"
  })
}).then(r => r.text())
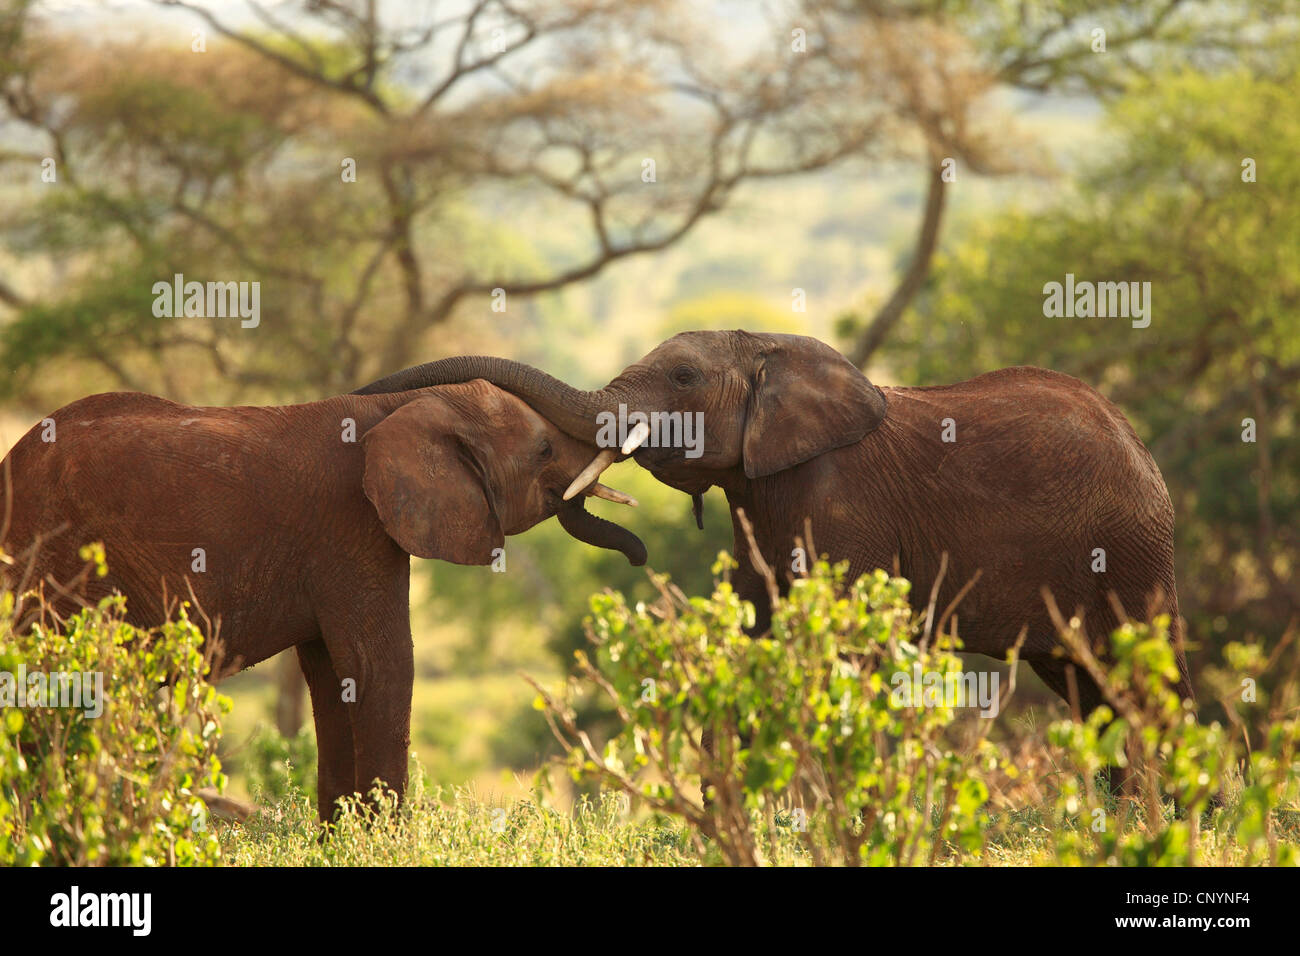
top-left (586, 483), bottom-right (638, 507)
top-left (620, 420), bottom-right (651, 456)
top-left (563, 447), bottom-right (620, 501)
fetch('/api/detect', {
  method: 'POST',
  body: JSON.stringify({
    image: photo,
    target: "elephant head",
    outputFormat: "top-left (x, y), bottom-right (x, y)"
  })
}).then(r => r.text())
top-left (563, 331), bottom-right (888, 495)
top-left (360, 382), bottom-right (646, 565)
top-left (353, 332), bottom-right (887, 501)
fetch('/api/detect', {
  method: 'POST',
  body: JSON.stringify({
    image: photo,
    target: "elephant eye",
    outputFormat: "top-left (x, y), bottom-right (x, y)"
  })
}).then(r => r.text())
top-left (670, 364), bottom-right (701, 388)
top-left (538, 439), bottom-right (554, 461)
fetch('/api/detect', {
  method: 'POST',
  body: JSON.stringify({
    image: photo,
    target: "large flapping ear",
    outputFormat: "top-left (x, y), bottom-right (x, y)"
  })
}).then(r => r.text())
top-left (742, 334), bottom-right (888, 479)
top-left (362, 397), bottom-right (503, 565)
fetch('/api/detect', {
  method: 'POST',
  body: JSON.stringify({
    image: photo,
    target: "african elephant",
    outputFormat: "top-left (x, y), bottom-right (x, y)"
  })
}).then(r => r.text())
top-left (0, 380), bottom-right (644, 821)
top-left (352, 331), bottom-right (1194, 714)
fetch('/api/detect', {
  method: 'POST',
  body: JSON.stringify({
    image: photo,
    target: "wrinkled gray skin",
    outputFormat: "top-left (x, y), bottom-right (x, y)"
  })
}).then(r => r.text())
top-left (354, 332), bottom-right (1194, 716)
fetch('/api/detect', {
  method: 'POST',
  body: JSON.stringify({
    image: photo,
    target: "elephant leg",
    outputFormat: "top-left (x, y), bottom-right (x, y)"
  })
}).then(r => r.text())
top-left (295, 637), bottom-right (356, 822)
top-left (730, 551), bottom-right (775, 637)
top-left (1028, 657), bottom-right (1129, 797)
top-left (1027, 658), bottom-right (1107, 717)
top-left (317, 605), bottom-right (414, 814)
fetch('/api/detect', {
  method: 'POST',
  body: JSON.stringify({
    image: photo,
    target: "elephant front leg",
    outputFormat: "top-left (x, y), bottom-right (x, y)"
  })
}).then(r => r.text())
top-left (318, 615), bottom-right (415, 814)
top-left (732, 557), bottom-right (774, 637)
top-left (295, 637), bottom-right (357, 822)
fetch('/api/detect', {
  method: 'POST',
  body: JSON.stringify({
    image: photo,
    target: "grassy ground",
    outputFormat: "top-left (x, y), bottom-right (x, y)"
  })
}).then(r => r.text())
top-left (213, 774), bottom-right (1300, 867)
top-left (221, 786), bottom-right (709, 867)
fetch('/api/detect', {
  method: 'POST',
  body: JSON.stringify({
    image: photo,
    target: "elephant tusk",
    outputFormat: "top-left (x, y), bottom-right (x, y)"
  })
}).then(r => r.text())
top-left (621, 420), bottom-right (651, 455)
top-left (564, 420), bottom-right (652, 501)
top-left (586, 482), bottom-right (638, 507)
top-left (563, 447), bottom-right (621, 501)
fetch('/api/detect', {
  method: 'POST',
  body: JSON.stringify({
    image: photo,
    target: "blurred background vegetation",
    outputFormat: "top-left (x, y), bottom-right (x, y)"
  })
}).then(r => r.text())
top-left (0, 0), bottom-right (1295, 801)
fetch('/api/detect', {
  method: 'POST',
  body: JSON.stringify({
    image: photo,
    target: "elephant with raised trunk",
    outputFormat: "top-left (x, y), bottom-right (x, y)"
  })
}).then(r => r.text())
top-left (354, 331), bottom-right (1194, 714)
top-left (1, 380), bottom-right (645, 821)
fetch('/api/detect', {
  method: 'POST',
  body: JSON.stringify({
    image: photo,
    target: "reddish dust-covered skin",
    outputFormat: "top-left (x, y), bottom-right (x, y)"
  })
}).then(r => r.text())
top-left (352, 333), bottom-right (1193, 713)
top-left (0, 380), bottom-right (643, 821)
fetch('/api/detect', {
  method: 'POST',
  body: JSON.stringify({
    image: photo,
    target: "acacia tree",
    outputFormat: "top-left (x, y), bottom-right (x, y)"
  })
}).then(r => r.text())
top-left (0, 0), bottom-right (1006, 404)
top-left (825, 0), bottom-right (1297, 367)
top-left (2, 0), bottom-right (1287, 392)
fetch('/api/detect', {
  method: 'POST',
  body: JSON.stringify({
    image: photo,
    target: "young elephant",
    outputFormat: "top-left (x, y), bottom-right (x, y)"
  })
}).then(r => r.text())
top-left (351, 333), bottom-right (1194, 717)
top-left (0, 380), bottom-right (644, 821)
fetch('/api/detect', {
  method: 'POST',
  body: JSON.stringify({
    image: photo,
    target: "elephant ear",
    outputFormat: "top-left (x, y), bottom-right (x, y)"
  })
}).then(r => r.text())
top-left (362, 396), bottom-right (503, 564)
top-left (742, 334), bottom-right (888, 479)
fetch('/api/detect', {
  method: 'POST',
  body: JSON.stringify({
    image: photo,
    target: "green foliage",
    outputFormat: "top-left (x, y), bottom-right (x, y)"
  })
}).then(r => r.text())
top-left (937, 0), bottom-right (1294, 96)
top-left (0, 259), bottom-right (173, 396)
top-left (209, 590), bottom-right (1300, 867)
top-left (534, 557), bottom-right (1006, 865)
top-left (240, 724), bottom-right (317, 807)
top-left (1046, 618), bottom-right (1300, 866)
top-left (531, 558), bottom-right (1300, 866)
top-left (419, 468), bottom-right (733, 775)
top-left (0, 580), bottom-right (231, 866)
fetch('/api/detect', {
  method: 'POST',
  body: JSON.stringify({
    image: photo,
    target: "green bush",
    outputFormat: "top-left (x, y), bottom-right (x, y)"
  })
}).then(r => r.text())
top-left (0, 550), bottom-right (231, 866)
top-left (532, 554), bottom-right (1300, 866)
top-left (241, 723), bottom-right (317, 807)
top-left (533, 555), bottom-right (1007, 865)
top-left (1047, 615), bottom-right (1300, 866)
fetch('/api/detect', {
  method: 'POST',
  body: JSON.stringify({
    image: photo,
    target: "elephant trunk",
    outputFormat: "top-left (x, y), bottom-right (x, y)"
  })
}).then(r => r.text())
top-left (557, 499), bottom-right (647, 566)
top-left (353, 357), bottom-right (619, 444)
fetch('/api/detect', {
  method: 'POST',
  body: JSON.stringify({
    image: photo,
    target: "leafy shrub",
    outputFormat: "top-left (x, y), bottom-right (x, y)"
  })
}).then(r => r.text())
top-left (532, 555), bottom-right (1007, 865)
top-left (532, 553), bottom-right (1300, 866)
top-left (241, 723), bottom-right (317, 806)
top-left (0, 552), bottom-right (230, 866)
top-left (1047, 614), bottom-right (1300, 866)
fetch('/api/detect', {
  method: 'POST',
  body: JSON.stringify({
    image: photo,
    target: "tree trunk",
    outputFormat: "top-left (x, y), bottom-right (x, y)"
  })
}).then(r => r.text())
top-left (275, 651), bottom-right (306, 738)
